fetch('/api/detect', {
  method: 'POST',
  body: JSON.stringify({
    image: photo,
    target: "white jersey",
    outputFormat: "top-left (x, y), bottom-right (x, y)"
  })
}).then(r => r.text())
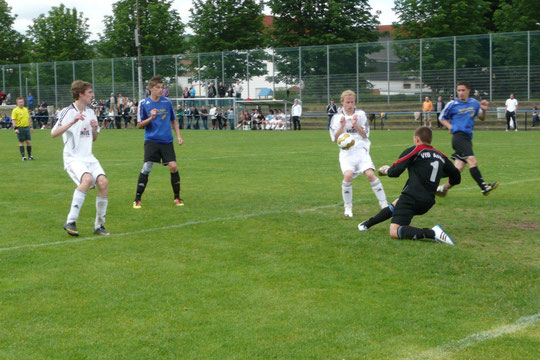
top-left (505, 98), bottom-right (518, 112)
top-left (329, 110), bottom-right (370, 150)
top-left (52, 103), bottom-right (99, 168)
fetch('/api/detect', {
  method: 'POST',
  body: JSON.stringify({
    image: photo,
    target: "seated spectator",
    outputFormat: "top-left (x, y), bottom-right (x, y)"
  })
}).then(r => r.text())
top-left (237, 110), bottom-right (251, 129)
top-left (1, 113), bottom-right (11, 129)
top-left (251, 109), bottom-right (263, 130)
top-left (265, 109), bottom-right (275, 130)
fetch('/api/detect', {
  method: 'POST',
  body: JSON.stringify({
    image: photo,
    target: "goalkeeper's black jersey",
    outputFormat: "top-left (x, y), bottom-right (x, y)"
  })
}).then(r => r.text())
top-left (387, 144), bottom-right (461, 202)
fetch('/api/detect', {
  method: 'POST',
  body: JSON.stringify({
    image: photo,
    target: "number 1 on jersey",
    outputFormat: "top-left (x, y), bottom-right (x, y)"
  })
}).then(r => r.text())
top-left (429, 161), bottom-right (439, 182)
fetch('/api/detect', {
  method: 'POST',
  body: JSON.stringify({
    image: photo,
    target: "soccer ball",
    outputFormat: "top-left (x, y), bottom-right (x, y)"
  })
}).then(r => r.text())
top-left (337, 132), bottom-right (355, 150)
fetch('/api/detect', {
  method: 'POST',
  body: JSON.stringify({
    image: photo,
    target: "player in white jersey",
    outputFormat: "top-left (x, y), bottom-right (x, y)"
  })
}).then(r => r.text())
top-left (329, 90), bottom-right (388, 217)
top-left (51, 80), bottom-right (109, 237)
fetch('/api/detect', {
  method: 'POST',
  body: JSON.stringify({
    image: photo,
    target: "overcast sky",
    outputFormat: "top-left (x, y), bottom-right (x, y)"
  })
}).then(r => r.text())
top-left (8, 0), bottom-right (398, 41)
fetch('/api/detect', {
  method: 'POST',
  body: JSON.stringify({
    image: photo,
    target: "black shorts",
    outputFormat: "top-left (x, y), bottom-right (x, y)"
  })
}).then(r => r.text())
top-left (144, 141), bottom-right (176, 165)
top-left (451, 131), bottom-right (474, 161)
top-left (16, 127), bottom-right (31, 142)
top-left (391, 193), bottom-right (434, 226)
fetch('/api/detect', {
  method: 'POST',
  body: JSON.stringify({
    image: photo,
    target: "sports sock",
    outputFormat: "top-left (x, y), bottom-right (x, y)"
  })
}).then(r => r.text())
top-left (95, 196), bottom-right (108, 229)
top-left (470, 166), bottom-right (487, 190)
top-left (398, 225), bottom-right (435, 240)
top-left (364, 205), bottom-right (393, 229)
top-left (342, 181), bottom-right (352, 206)
top-left (370, 178), bottom-right (388, 208)
top-left (26, 146), bottom-right (32, 157)
top-left (135, 173), bottom-right (149, 201)
top-left (19, 145), bottom-right (25, 157)
top-left (67, 189), bottom-right (86, 224)
top-left (171, 171), bottom-right (180, 198)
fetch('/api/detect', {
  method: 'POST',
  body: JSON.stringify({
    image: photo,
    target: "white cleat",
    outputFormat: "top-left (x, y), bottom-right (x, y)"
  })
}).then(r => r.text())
top-left (435, 185), bottom-right (448, 197)
top-left (358, 222), bottom-right (368, 232)
top-left (432, 225), bottom-right (455, 245)
top-left (344, 205), bottom-right (353, 218)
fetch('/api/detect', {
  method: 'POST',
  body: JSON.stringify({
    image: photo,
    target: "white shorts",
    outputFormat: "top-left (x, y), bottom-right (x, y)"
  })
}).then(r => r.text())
top-left (66, 160), bottom-right (106, 187)
top-left (339, 144), bottom-right (375, 178)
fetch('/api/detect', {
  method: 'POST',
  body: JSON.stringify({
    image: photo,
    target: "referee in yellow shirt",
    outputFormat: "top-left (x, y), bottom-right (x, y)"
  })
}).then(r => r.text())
top-left (12, 97), bottom-right (34, 160)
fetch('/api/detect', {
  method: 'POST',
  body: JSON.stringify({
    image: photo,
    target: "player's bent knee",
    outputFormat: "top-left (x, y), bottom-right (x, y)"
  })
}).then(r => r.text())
top-left (141, 162), bottom-right (153, 175)
top-left (80, 173), bottom-right (93, 186)
top-left (96, 175), bottom-right (108, 189)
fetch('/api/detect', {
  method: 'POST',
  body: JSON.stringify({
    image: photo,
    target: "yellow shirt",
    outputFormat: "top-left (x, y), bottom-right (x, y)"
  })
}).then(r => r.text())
top-left (12, 106), bottom-right (30, 128)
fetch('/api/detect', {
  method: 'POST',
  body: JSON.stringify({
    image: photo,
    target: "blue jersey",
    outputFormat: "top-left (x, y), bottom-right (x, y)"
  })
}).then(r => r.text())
top-left (439, 98), bottom-right (481, 138)
top-left (138, 96), bottom-right (176, 143)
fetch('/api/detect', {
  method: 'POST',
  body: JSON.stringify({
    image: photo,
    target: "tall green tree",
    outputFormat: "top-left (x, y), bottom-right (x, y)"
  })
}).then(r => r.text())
top-left (267, 0), bottom-right (380, 100)
top-left (392, 0), bottom-right (492, 96)
top-left (189, 0), bottom-right (267, 82)
top-left (26, 4), bottom-right (93, 62)
top-left (493, 0), bottom-right (540, 32)
top-left (0, 0), bottom-right (28, 64)
top-left (98, 0), bottom-right (186, 58)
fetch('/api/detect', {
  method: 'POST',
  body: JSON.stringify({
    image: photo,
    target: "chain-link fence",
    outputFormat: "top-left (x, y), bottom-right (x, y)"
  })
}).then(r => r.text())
top-left (1, 30), bottom-right (539, 110)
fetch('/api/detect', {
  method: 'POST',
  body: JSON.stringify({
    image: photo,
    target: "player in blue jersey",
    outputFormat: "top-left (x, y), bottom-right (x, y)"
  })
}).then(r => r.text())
top-left (437, 81), bottom-right (498, 196)
top-left (133, 76), bottom-right (184, 208)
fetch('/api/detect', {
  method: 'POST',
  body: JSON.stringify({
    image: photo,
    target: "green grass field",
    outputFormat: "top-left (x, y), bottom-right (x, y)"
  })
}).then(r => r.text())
top-left (0, 128), bottom-right (538, 359)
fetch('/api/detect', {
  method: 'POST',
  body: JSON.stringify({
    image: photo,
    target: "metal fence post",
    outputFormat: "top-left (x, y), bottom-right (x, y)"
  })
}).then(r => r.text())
top-left (299, 46), bottom-right (302, 100)
top-left (453, 36), bottom-right (456, 93)
top-left (19, 64), bottom-right (22, 97)
top-left (387, 41), bottom-right (390, 104)
top-left (356, 43), bottom-right (359, 102)
top-left (326, 45), bottom-right (330, 105)
top-left (131, 57), bottom-right (135, 98)
top-left (54, 62), bottom-right (58, 108)
top-left (272, 49), bottom-right (275, 95)
top-left (197, 53), bottom-right (201, 96)
top-left (246, 51), bottom-right (250, 99)
top-left (419, 39), bottom-right (423, 102)
top-left (489, 33), bottom-right (492, 101)
top-left (111, 58), bottom-right (115, 94)
top-left (36, 64), bottom-right (39, 101)
top-left (527, 31), bottom-right (530, 100)
top-left (221, 51), bottom-right (225, 85)
top-left (174, 55), bottom-right (178, 105)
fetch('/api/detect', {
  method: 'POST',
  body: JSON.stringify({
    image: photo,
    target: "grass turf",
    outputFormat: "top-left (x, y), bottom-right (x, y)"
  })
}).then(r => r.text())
top-left (0, 128), bottom-right (538, 359)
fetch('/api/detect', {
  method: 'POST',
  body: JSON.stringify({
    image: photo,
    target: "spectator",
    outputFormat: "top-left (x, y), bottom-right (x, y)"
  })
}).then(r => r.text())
top-left (435, 96), bottom-right (445, 128)
top-left (532, 106), bottom-right (539, 127)
top-left (27, 92), bottom-right (34, 108)
top-left (184, 105), bottom-right (192, 129)
top-left (6, 92), bottom-right (11, 105)
top-left (226, 84), bottom-right (234, 98)
top-left (422, 96), bottom-right (434, 127)
top-left (208, 82), bottom-right (216, 98)
top-left (234, 80), bottom-right (243, 99)
top-left (291, 99), bottom-right (302, 130)
top-left (115, 110), bottom-right (123, 129)
top-left (190, 86), bottom-right (196, 98)
top-left (1, 113), bottom-right (11, 129)
top-left (117, 93), bottom-right (125, 111)
top-left (209, 104), bottom-right (217, 130)
top-left (162, 85), bottom-right (169, 98)
top-left (218, 82), bottom-right (226, 98)
top-left (192, 106), bottom-right (200, 129)
top-left (200, 104), bottom-right (209, 130)
top-left (227, 105), bottom-right (235, 130)
top-left (176, 105), bottom-right (184, 129)
top-left (109, 93), bottom-right (116, 113)
top-left (264, 109), bottom-right (274, 130)
top-left (216, 107), bottom-right (224, 130)
top-left (123, 106), bottom-right (132, 128)
top-left (326, 99), bottom-right (338, 129)
top-left (505, 93), bottom-right (518, 131)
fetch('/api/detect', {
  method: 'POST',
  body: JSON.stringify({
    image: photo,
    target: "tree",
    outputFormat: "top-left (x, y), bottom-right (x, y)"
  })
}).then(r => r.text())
top-left (493, 0), bottom-right (540, 32)
top-left (267, 0), bottom-right (381, 101)
top-left (392, 0), bottom-right (492, 96)
top-left (26, 4), bottom-right (93, 62)
top-left (188, 0), bottom-right (267, 83)
top-left (0, 0), bottom-right (28, 64)
top-left (98, 0), bottom-right (186, 58)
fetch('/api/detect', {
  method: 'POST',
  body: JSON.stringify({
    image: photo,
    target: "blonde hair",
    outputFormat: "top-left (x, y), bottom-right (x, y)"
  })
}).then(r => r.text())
top-left (340, 90), bottom-right (355, 103)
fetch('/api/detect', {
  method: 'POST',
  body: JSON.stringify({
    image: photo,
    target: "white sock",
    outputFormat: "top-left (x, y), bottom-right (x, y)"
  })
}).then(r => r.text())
top-left (95, 196), bottom-right (108, 229)
top-left (370, 178), bottom-right (388, 208)
top-left (342, 181), bottom-right (353, 207)
top-left (67, 189), bottom-right (86, 224)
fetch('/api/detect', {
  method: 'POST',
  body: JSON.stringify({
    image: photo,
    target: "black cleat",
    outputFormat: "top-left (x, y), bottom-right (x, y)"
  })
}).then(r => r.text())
top-left (93, 225), bottom-right (110, 236)
top-left (22, 157), bottom-right (27, 161)
top-left (63, 222), bottom-right (79, 236)
top-left (28, 156), bottom-right (34, 160)
top-left (482, 181), bottom-right (499, 196)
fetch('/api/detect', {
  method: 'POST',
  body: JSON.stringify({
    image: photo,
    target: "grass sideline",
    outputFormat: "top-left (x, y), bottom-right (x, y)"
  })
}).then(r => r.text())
top-left (0, 128), bottom-right (538, 359)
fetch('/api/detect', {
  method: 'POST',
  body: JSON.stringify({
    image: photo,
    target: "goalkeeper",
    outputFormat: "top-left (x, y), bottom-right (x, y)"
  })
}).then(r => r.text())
top-left (358, 127), bottom-right (461, 245)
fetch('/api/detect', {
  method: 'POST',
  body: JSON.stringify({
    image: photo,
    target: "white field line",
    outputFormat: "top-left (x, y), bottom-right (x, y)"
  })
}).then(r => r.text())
top-left (404, 312), bottom-right (540, 360)
top-left (0, 178), bottom-right (538, 254)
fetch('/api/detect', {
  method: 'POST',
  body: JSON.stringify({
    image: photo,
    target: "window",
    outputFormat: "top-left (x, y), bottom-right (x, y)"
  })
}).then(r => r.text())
top-left (403, 84), bottom-right (411, 89)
